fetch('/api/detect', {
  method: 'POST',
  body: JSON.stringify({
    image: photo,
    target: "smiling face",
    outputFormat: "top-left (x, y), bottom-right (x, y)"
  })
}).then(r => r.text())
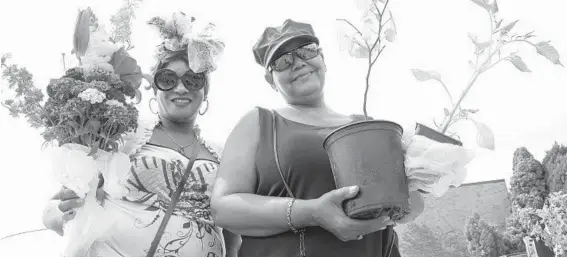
top-left (155, 59), bottom-right (205, 123)
top-left (267, 39), bottom-right (326, 106)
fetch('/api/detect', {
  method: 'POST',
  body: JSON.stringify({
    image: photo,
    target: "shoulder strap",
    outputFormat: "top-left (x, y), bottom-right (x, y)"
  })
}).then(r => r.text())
top-left (269, 109), bottom-right (295, 199)
top-left (146, 143), bottom-right (200, 257)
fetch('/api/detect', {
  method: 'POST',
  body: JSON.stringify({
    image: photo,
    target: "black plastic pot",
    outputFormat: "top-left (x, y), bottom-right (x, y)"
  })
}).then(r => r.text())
top-left (323, 120), bottom-right (411, 221)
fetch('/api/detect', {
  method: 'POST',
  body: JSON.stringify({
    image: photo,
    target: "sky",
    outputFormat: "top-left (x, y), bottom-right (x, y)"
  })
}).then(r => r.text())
top-left (0, 0), bottom-right (566, 256)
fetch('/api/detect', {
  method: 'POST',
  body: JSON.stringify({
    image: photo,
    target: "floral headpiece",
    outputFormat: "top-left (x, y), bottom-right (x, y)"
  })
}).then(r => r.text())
top-left (147, 12), bottom-right (225, 74)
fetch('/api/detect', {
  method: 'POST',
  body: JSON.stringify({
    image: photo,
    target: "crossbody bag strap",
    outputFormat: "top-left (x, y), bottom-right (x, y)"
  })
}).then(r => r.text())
top-left (269, 109), bottom-right (306, 257)
top-left (146, 143), bottom-right (200, 257)
top-left (270, 109), bottom-right (295, 199)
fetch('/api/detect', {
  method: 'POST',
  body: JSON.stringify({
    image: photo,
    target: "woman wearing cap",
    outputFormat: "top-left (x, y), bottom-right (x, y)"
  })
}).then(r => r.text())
top-left (41, 13), bottom-right (240, 257)
top-left (211, 19), bottom-right (424, 256)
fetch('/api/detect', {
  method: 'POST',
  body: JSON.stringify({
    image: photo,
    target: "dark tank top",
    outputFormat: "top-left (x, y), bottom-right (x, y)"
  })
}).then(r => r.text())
top-left (238, 107), bottom-right (400, 257)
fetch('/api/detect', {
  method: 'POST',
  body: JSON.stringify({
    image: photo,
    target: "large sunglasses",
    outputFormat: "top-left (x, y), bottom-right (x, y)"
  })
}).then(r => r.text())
top-left (269, 42), bottom-right (320, 72)
top-left (153, 68), bottom-right (208, 91)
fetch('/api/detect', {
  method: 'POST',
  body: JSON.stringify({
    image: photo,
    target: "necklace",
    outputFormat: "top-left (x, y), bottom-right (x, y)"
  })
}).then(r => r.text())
top-left (159, 124), bottom-right (196, 155)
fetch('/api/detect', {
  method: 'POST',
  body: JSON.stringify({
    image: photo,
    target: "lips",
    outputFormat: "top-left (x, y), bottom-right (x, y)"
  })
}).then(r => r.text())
top-left (292, 71), bottom-right (314, 82)
top-left (171, 97), bottom-right (192, 105)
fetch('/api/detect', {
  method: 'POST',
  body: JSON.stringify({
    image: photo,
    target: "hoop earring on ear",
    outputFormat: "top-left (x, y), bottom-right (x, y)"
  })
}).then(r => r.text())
top-left (199, 98), bottom-right (209, 115)
top-left (149, 98), bottom-right (159, 115)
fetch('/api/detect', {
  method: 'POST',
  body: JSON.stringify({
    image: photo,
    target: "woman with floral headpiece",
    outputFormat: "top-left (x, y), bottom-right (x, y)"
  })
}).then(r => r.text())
top-left (41, 12), bottom-right (240, 257)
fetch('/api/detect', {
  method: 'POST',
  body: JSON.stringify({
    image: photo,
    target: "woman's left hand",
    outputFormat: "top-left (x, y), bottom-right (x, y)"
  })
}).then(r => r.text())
top-left (394, 191), bottom-right (425, 225)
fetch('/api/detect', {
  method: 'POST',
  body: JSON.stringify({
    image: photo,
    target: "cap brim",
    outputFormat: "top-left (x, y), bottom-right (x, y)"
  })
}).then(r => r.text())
top-left (265, 34), bottom-right (319, 69)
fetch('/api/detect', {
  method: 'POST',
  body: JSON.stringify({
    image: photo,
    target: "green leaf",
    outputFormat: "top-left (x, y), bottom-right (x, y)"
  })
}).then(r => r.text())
top-left (507, 55), bottom-right (532, 72)
top-left (411, 69), bottom-right (442, 81)
top-left (470, 118), bottom-right (495, 150)
top-left (73, 8), bottom-right (92, 58)
top-left (444, 108), bottom-right (450, 116)
top-left (88, 143), bottom-right (99, 156)
top-left (384, 28), bottom-right (396, 42)
top-left (495, 19), bottom-right (503, 29)
top-left (535, 41), bottom-right (563, 67)
top-left (87, 119), bottom-right (101, 133)
top-left (143, 73), bottom-right (154, 90)
top-left (110, 47), bottom-right (139, 75)
top-left (1, 53), bottom-right (12, 65)
top-left (468, 33), bottom-right (490, 54)
top-left (500, 20), bottom-right (518, 36)
top-left (133, 89), bottom-right (142, 104)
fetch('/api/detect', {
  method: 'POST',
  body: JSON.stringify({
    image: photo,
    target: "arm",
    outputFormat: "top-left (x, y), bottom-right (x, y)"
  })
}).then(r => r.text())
top-left (222, 229), bottom-right (242, 257)
top-left (210, 108), bottom-right (318, 237)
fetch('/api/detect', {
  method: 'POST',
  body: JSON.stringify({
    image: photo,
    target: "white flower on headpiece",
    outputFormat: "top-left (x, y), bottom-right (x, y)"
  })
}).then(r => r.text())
top-left (173, 12), bottom-right (195, 36)
top-left (148, 12), bottom-right (225, 74)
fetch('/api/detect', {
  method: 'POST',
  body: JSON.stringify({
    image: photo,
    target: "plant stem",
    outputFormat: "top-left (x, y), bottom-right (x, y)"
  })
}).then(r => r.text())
top-left (362, 0), bottom-right (389, 119)
top-left (441, 70), bottom-right (481, 134)
top-left (1, 228), bottom-right (48, 241)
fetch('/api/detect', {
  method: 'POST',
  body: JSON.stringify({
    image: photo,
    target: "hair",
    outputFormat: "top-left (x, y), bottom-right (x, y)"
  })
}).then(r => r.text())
top-left (151, 49), bottom-right (211, 97)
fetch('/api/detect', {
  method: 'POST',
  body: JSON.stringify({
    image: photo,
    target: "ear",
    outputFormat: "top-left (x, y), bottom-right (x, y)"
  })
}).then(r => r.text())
top-left (264, 71), bottom-right (278, 92)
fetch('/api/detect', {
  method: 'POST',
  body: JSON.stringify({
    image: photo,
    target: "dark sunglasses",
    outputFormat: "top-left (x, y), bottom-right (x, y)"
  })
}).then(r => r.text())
top-left (269, 42), bottom-right (320, 72)
top-left (153, 68), bottom-right (207, 91)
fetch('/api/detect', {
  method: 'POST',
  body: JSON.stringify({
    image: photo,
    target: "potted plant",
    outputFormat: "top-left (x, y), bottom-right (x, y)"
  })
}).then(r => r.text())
top-left (411, 0), bottom-right (562, 150)
top-left (323, 0), bottom-right (410, 220)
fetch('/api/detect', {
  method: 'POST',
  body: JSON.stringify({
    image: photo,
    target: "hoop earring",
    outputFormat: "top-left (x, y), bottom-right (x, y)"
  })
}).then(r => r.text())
top-left (149, 98), bottom-right (159, 115)
top-left (199, 99), bottom-right (209, 115)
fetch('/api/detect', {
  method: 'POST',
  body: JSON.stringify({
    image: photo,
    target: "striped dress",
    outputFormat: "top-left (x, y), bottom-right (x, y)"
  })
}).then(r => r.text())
top-left (86, 139), bottom-right (225, 257)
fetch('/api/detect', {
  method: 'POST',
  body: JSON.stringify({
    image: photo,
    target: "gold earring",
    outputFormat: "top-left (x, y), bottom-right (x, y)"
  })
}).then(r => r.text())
top-left (149, 98), bottom-right (159, 115)
top-left (199, 99), bottom-right (209, 115)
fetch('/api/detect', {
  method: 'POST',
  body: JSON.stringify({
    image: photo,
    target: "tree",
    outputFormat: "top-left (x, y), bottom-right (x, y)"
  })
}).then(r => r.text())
top-left (542, 143), bottom-right (567, 193)
top-left (466, 213), bottom-right (512, 257)
top-left (509, 147), bottom-right (548, 210)
top-left (109, 0), bottom-right (143, 50)
top-left (537, 192), bottom-right (567, 256)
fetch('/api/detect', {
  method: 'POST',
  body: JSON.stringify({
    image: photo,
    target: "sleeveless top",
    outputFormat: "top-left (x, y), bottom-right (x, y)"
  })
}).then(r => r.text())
top-left (238, 107), bottom-right (400, 257)
top-left (86, 127), bottom-right (226, 257)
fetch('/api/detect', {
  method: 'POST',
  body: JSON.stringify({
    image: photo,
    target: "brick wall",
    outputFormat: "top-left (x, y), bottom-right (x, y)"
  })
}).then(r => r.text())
top-left (395, 179), bottom-right (511, 257)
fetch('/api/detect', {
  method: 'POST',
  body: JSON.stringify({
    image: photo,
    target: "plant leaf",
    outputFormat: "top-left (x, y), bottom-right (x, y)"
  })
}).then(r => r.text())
top-left (500, 20), bottom-right (518, 36)
top-left (535, 41), bottom-right (563, 67)
top-left (110, 47), bottom-right (139, 75)
top-left (384, 28), bottom-right (396, 42)
top-left (468, 33), bottom-right (490, 54)
top-left (73, 8), bottom-right (92, 59)
top-left (143, 73), bottom-right (154, 90)
top-left (507, 55), bottom-right (532, 72)
top-left (495, 19), bottom-right (503, 29)
top-left (470, 0), bottom-right (491, 12)
top-left (88, 143), bottom-right (99, 156)
top-left (444, 108), bottom-right (450, 116)
top-left (411, 69), bottom-right (441, 81)
top-left (349, 43), bottom-right (370, 59)
top-left (470, 118), bottom-right (495, 150)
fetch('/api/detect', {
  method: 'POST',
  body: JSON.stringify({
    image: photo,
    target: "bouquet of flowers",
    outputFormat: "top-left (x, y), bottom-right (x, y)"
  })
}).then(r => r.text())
top-left (2, 7), bottom-right (146, 256)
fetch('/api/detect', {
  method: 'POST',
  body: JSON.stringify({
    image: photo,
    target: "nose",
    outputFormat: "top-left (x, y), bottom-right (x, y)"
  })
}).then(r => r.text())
top-left (290, 52), bottom-right (307, 71)
top-left (172, 79), bottom-right (189, 94)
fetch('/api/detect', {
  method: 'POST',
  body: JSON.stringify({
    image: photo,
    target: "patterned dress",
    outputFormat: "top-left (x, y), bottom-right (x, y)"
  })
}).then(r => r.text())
top-left (86, 137), bottom-right (225, 257)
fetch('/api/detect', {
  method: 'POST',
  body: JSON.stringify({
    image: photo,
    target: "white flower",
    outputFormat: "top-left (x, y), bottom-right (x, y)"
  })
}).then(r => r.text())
top-left (101, 152), bottom-right (131, 199)
top-left (105, 99), bottom-right (124, 108)
top-left (52, 143), bottom-right (100, 197)
top-left (78, 88), bottom-right (106, 104)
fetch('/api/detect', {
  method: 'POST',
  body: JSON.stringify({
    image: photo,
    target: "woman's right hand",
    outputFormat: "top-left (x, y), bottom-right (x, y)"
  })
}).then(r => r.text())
top-left (310, 185), bottom-right (394, 242)
top-left (56, 188), bottom-right (85, 221)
